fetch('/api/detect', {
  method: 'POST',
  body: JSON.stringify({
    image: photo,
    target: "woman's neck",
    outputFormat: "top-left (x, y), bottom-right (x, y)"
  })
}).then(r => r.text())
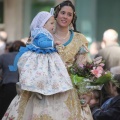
top-left (53, 26), bottom-right (70, 43)
top-left (55, 26), bottom-right (69, 36)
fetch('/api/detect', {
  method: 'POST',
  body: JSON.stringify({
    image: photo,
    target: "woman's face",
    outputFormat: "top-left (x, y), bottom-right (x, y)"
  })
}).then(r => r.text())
top-left (56, 6), bottom-right (74, 28)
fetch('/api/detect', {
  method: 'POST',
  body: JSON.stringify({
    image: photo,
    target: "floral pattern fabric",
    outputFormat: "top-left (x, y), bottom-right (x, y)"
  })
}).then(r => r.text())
top-left (19, 90), bottom-right (82, 120)
top-left (2, 90), bottom-right (93, 120)
top-left (3, 95), bottom-right (20, 120)
top-left (18, 51), bottom-right (73, 95)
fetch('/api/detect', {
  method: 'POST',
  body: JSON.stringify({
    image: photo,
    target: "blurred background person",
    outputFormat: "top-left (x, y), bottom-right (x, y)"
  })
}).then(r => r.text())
top-left (0, 40), bottom-right (6, 55)
top-left (5, 42), bottom-right (13, 53)
top-left (95, 29), bottom-right (120, 70)
top-left (89, 41), bottom-right (102, 59)
top-left (101, 41), bottom-right (106, 49)
top-left (93, 74), bottom-right (120, 120)
top-left (21, 37), bottom-right (29, 45)
top-left (0, 30), bottom-right (8, 55)
top-left (0, 31), bottom-right (8, 86)
top-left (95, 29), bottom-right (120, 104)
top-left (0, 30), bottom-right (8, 43)
top-left (89, 90), bottom-right (102, 114)
top-left (0, 40), bottom-right (25, 119)
top-left (110, 66), bottom-right (120, 74)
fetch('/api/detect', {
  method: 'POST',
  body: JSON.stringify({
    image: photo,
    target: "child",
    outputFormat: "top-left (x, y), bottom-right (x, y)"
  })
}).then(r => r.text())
top-left (93, 74), bottom-right (120, 120)
top-left (89, 90), bottom-right (101, 114)
top-left (9, 11), bottom-right (73, 96)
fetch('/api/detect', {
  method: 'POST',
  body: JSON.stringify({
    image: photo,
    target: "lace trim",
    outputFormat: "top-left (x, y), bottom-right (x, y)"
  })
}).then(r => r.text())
top-left (31, 28), bottom-right (54, 42)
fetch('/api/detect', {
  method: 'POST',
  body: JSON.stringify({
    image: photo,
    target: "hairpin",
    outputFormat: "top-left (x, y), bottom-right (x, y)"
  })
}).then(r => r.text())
top-left (58, 5), bottom-right (60, 9)
top-left (50, 8), bottom-right (54, 15)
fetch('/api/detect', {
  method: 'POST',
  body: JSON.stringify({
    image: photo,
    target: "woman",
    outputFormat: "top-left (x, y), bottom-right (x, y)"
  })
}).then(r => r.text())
top-left (53, 0), bottom-right (93, 119)
top-left (2, 1), bottom-right (93, 120)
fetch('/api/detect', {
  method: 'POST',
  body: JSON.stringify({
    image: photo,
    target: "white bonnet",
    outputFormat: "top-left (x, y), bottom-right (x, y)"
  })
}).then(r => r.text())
top-left (30, 11), bottom-right (52, 31)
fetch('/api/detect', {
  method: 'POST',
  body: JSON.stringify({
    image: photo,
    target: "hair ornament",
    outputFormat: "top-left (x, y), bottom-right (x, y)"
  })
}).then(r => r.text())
top-left (58, 5), bottom-right (60, 9)
top-left (50, 8), bottom-right (54, 15)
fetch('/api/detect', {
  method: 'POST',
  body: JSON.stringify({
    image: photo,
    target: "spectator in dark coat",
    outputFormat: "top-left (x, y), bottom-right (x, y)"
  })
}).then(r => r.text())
top-left (0, 40), bottom-right (25, 119)
top-left (93, 74), bottom-right (120, 120)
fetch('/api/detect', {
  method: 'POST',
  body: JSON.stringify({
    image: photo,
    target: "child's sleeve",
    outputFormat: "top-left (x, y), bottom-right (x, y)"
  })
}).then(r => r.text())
top-left (35, 34), bottom-right (54, 49)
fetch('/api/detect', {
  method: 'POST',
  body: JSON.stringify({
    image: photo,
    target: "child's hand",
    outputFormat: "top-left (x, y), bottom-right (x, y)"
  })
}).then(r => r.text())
top-left (54, 41), bottom-right (61, 45)
top-left (79, 93), bottom-right (92, 107)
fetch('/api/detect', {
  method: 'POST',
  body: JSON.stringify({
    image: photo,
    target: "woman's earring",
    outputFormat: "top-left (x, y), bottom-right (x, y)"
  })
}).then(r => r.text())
top-left (69, 23), bottom-right (74, 30)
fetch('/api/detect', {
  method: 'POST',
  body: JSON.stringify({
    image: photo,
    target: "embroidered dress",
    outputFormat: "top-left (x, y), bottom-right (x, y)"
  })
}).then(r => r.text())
top-left (2, 30), bottom-right (93, 120)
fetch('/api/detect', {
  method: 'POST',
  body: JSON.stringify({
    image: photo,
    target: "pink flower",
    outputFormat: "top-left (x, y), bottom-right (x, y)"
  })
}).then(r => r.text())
top-left (91, 66), bottom-right (103, 78)
top-left (100, 63), bottom-right (105, 67)
top-left (4, 112), bottom-right (9, 116)
top-left (97, 66), bottom-right (103, 73)
top-left (79, 64), bottom-right (84, 68)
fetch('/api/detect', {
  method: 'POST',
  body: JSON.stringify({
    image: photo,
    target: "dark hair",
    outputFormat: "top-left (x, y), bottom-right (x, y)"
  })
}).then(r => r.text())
top-left (26, 32), bottom-right (32, 44)
top-left (92, 90), bottom-right (102, 107)
top-left (54, 0), bottom-right (77, 32)
top-left (9, 40), bottom-right (26, 52)
top-left (113, 74), bottom-right (120, 94)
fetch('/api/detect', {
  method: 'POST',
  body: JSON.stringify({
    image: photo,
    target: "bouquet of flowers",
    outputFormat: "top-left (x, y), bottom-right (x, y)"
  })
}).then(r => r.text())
top-left (69, 56), bottom-right (112, 94)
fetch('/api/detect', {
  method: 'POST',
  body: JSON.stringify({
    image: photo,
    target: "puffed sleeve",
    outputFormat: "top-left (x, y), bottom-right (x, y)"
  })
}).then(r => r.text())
top-left (33, 34), bottom-right (54, 49)
top-left (75, 33), bottom-right (91, 65)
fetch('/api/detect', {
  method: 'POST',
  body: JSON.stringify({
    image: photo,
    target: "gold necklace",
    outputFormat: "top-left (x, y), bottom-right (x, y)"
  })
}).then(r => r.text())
top-left (54, 31), bottom-right (69, 40)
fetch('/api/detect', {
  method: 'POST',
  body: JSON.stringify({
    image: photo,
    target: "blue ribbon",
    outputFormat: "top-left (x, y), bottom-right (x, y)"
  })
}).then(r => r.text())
top-left (9, 46), bottom-right (29, 71)
top-left (9, 44), bottom-right (57, 71)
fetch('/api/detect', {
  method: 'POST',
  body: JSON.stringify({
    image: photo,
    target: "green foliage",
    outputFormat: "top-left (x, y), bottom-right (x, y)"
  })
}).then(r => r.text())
top-left (71, 74), bottom-right (84, 85)
top-left (69, 57), bottom-right (113, 94)
top-left (91, 72), bottom-right (112, 85)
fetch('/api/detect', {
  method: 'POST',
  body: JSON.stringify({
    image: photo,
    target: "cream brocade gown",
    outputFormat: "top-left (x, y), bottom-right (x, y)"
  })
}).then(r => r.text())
top-left (2, 32), bottom-right (93, 120)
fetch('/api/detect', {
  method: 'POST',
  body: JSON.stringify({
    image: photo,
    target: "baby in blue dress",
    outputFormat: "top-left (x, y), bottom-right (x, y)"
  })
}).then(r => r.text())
top-left (9, 11), bottom-right (73, 96)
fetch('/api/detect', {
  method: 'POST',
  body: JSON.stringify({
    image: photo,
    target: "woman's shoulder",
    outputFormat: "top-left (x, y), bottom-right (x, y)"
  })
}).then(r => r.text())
top-left (73, 32), bottom-right (88, 44)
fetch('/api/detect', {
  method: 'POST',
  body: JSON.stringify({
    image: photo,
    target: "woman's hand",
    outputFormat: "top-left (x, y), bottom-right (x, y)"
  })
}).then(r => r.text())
top-left (54, 41), bottom-right (61, 45)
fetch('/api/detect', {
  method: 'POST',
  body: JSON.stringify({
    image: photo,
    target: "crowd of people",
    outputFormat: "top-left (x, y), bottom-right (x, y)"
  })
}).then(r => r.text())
top-left (0, 30), bottom-right (26, 119)
top-left (0, 0), bottom-right (120, 120)
top-left (85, 28), bottom-right (120, 120)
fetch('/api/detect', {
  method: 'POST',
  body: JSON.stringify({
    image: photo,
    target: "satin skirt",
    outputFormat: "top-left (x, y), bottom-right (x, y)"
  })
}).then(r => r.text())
top-left (2, 89), bottom-right (93, 120)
